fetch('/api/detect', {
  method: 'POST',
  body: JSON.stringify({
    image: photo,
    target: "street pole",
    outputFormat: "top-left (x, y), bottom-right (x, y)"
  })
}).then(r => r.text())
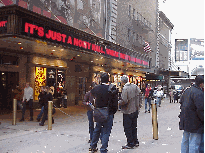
top-left (12, 99), bottom-right (17, 125)
top-left (48, 101), bottom-right (53, 130)
top-left (152, 103), bottom-right (158, 140)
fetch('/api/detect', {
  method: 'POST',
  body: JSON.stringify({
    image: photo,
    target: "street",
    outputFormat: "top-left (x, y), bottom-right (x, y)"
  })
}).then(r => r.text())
top-left (0, 98), bottom-right (183, 153)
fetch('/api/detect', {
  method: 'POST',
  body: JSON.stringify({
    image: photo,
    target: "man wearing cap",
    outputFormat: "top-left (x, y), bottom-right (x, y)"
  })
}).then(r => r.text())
top-left (179, 75), bottom-right (204, 153)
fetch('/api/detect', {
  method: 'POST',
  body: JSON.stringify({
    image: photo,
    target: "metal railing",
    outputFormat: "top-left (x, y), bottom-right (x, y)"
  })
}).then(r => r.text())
top-left (135, 12), bottom-right (152, 29)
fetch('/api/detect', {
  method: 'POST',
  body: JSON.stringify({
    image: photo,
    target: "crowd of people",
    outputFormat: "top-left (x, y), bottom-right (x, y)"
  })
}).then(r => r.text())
top-left (11, 74), bottom-right (203, 153)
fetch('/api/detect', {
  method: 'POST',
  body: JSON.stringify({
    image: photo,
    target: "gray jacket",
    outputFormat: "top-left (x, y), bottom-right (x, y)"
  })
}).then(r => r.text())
top-left (119, 83), bottom-right (142, 114)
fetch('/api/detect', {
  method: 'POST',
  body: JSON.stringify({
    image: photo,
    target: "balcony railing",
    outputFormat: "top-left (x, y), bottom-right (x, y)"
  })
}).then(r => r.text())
top-left (134, 12), bottom-right (152, 30)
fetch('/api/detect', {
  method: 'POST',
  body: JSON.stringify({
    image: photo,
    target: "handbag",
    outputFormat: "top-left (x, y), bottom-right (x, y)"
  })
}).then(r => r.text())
top-left (93, 107), bottom-right (109, 122)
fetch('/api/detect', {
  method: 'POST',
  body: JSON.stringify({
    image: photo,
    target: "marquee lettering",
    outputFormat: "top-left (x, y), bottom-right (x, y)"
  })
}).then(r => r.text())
top-left (24, 22), bottom-right (147, 65)
top-left (0, 21), bottom-right (7, 27)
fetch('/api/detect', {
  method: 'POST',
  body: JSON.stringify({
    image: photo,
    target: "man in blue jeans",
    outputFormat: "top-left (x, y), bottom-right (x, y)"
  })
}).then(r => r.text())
top-left (89, 73), bottom-right (118, 153)
top-left (83, 82), bottom-right (100, 143)
top-left (179, 75), bottom-right (204, 153)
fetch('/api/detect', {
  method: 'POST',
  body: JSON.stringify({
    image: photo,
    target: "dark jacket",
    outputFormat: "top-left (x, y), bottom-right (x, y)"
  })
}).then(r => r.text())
top-left (38, 92), bottom-right (45, 107)
top-left (41, 92), bottom-right (53, 107)
top-left (83, 91), bottom-right (94, 111)
top-left (179, 85), bottom-right (204, 133)
top-left (91, 84), bottom-right (118, 115)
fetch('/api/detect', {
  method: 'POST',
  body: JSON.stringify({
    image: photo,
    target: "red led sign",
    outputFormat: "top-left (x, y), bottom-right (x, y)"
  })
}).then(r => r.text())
top-left (24, 22), bottom-right (148, 66)
top-left (0, 21), bottom-right (7, 27)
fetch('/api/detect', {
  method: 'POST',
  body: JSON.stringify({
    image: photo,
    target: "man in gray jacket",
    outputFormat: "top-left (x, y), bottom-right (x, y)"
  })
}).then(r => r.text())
top-left (118, 76), bottom-right (142, 149)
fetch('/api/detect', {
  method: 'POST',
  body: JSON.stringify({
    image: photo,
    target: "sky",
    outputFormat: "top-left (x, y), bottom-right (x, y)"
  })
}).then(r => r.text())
top-left (159, 0), bottom-right (204, 40)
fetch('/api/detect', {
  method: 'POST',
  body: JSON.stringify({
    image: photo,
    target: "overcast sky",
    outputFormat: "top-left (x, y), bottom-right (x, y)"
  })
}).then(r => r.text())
top-left (159, 0), bottom-right (204, 40)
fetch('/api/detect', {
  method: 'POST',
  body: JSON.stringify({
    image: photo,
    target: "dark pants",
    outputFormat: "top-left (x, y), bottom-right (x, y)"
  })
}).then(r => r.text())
top-left (123, 110), bottom-right (139, 147)
top-left (21, 99), bottom-right (33, 119)
top-left (41, 105), bottom-right (54, 125)
top-left (90, 114), bottom-right (113, 153)
top-left (87, 110), bottom-right (103, 141)
top-left (37, 106), bottom-right (48, 120)
top-left (87, 110), bottom-right (94, 140)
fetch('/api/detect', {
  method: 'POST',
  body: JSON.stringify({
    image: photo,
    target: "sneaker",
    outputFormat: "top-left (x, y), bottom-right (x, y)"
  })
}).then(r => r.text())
top-left (145, 110), bottom-right (147, 113)
top-left (19, 118), bottom-right (24, 122)
top-left (135, 143), bottom-right (139, 147)
top-left (122, 145), bottom-right (134, 149)
top-left (39, 123), bottom-right (44, 126)
top-left (89, 148), bottom-right (98, 152)
top-left (148, 110), bottom-right (150, 113)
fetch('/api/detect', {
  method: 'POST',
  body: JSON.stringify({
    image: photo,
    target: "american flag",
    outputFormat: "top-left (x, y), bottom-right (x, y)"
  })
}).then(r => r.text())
top-left (144, 41), bottom-right (151, 53)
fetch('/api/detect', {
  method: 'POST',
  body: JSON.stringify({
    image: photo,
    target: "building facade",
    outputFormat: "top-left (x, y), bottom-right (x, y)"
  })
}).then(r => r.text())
top-left (0, 4), bottom-right (151, 111)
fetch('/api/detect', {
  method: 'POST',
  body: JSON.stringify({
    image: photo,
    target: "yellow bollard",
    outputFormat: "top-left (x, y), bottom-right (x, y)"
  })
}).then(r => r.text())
top-left (48, 101), bottom-right (53, 130)
top-left (12, 99), bottom-right (17, 125)
top-left (152, 103), bottom-right (158, 140)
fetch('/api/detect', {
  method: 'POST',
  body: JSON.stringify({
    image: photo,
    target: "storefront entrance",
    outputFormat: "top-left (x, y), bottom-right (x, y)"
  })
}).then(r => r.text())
top-left (0, 71), bottom-right (19, 113)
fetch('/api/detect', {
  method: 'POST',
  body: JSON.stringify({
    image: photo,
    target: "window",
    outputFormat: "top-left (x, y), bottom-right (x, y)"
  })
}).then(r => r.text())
top-left (133, 8), bottom-right (135, 19)
top-left (133, 32), bottom-right (136, 42)
top-left (128, 28), bottom-right (131, 41)
top-left (128, 5), bottom-right (131, 16)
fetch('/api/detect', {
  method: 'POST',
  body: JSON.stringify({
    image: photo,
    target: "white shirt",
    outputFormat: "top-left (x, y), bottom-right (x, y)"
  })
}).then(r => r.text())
top-left (23, 86), bottom-right (33, 101)
top-left (156, 90), bottom-right (163, 98)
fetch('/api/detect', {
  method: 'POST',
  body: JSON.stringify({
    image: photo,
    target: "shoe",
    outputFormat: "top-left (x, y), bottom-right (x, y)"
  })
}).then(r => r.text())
top-left (37, 119), bottom-right (40, 122)
top-left (148, 110), bottom-right (150, 113)
top-left (89, 148), bottom-right (98, 152)
top-left (159, 105), bottom-right (161, 107)
top-left (52, 118), bottom-right (54, 124)
top-left (19, 118), bottom-right (24, 122)
top-left (122, 145), bottom-right (134, 149)
top-left (145, 110), bottom-right (147, 113)
top-left (39, 123), bottom-right (44, 126)
top-left (135, 143), bottom-right (139, 147)
top-left (29, 118), bottom-right (33, 121)
top-left (88, 139), bottom-right (92, 143)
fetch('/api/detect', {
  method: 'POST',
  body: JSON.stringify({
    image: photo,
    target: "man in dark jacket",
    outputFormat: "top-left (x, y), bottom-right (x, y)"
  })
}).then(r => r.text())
top-left (179, 75), bottom-right (204, 153)
top-left (89, 73), bottom-right (118, 153)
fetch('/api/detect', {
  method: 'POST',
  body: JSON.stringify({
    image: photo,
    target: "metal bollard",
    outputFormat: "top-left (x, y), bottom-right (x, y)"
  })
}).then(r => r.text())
top-left (12, 99), bottom-right (17, 125)
top-left (48, 101), bottom-right (53, 130)
top-left (152, 103), bottom-right (158, 140)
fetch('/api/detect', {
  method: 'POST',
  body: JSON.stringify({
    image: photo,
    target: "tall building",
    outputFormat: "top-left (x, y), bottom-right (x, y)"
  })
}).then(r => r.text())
top-left (0, 0), bottom-right (174, 110)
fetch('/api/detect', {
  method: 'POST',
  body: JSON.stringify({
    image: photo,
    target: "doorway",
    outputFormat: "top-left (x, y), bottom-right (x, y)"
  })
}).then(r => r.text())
top-left (0, 71), bottom-right (19, 113)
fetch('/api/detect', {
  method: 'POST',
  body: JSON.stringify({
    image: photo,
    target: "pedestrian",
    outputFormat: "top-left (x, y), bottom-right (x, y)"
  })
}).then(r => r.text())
top-left (12, 84), bottom-right (23, 110)
top-left (36, 86), bottom-right (47, 122)
top-left (156, 86), bottom-right (163, 107)
top-left (89, 73), bottom-right (118, 153)
top-left (118, 75), bottom-right (142, 149)
top-left (144, 84), bottom-right (152, 113)
top-left (83, 82), bottom-right (96, 143)
top-left (179, 75), bottom-right (204, 153)
top-left (19, 82), bottom-right (34, 121)
top-left (169, 87), bottom-right (174, 103)
top-left (173, 89), bottom-right (178, 103)
top-left (39, 86), bottom-right (54, 126)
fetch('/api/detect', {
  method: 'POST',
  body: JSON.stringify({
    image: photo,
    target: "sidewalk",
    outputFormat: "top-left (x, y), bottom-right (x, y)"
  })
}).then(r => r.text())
top-left (0, 98), bottom-right (183, 153)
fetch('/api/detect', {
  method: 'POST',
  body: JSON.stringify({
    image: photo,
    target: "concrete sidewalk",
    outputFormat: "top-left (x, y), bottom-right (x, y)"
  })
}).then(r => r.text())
top-left (0, 98), bottom-right (183, 153)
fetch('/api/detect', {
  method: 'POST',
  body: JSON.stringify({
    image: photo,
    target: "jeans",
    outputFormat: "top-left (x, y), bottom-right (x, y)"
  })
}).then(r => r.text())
top-left (199, 133), bottom-right (204, 153)
top-left (37, 106), bottom-right (48, 120)
top-left (123, 110), bottom-right (139, 147)
top-left (87, 110), bottom-right (94, 140)
top-left (90, 114), bottom-right (114, 153)
top-left (156, 97), bottom-right (162, 107)
top-left (181, 130), bottom-right (202, 153)
top-left (21, 99), bottom-right (33, 119)
top-left (145, 98), bottom-right (151, 111)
